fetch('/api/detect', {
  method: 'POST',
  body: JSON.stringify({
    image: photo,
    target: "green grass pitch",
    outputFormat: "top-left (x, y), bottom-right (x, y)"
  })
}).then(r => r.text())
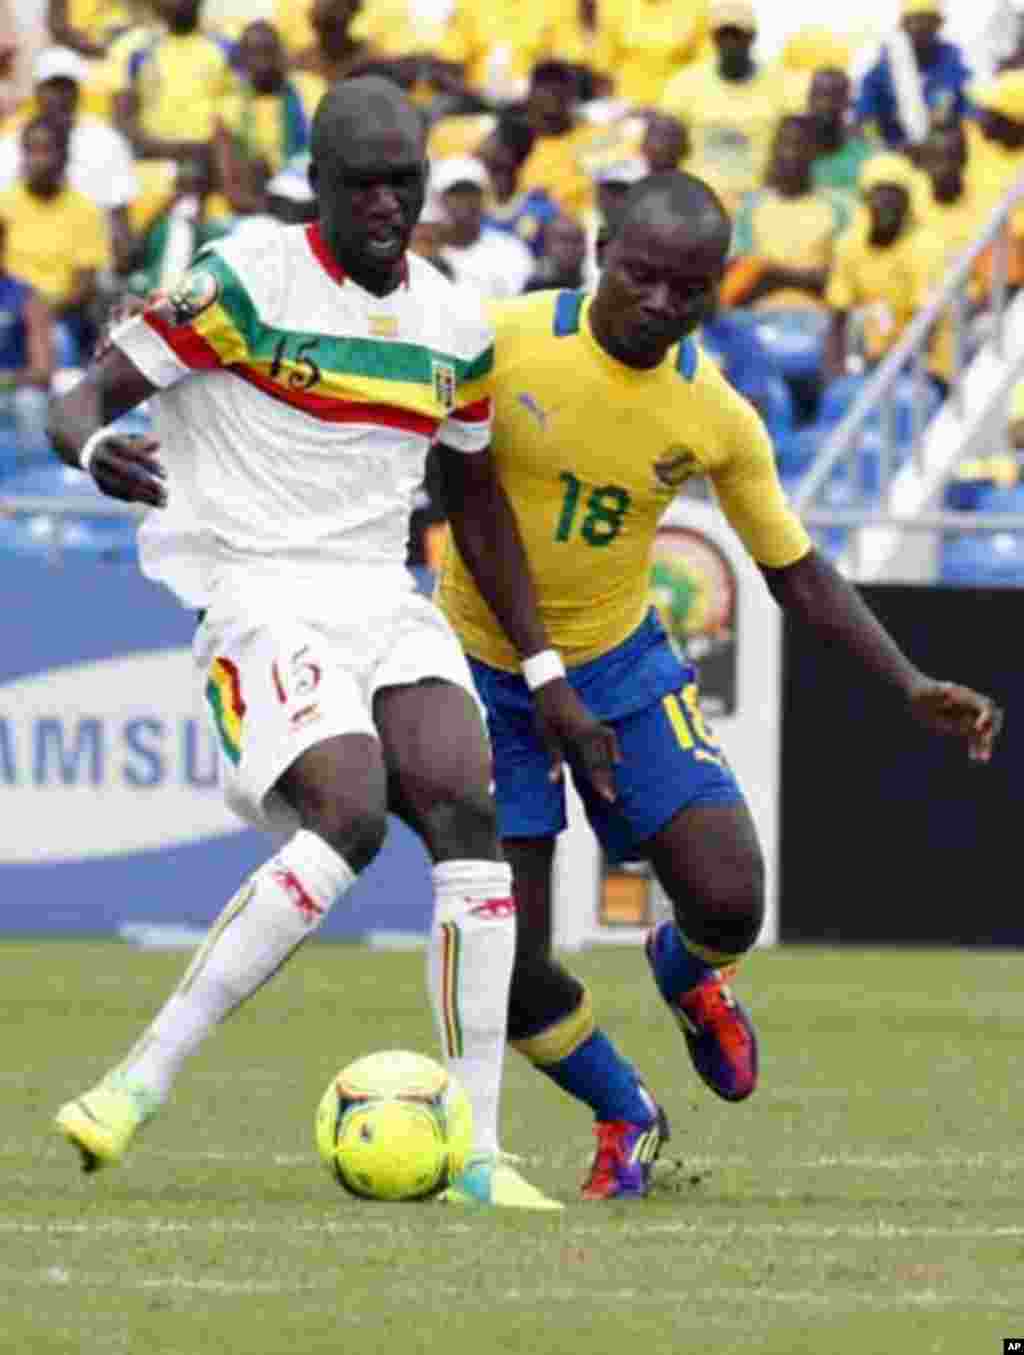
top-left (3, 940), bottom-right (1022, 1354)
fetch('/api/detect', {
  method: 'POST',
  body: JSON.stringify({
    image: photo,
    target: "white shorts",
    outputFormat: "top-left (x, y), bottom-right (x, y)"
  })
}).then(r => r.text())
top-left (194, 574), bottom-right (484, 833)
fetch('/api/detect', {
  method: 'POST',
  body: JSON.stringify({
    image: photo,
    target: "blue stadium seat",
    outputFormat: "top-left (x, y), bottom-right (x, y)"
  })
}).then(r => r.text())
top-left (0, 512), bottom-right (138, 561)
top-left (53, 322), bottom-right (82, 370)
top-left (943, 455), bottom-right (1021, 510)
top-left (818, 373), bottom-right (869, 426)
top-left (759, 373), bottom-right (795, 444)
top-left (976, 483), bottom-right (1024, 514)
top-left (751, 310), bottom-right (829, 382)
top-left (0, 462), bottom-right (138, 559)
top-left (775, 424), bottom-right (821, 480)
top-left (807, 475), bottom-right (860, 560)
top-left (0, 419), bottom-right (20, 480)
top-left (940, 532), bottom-right (1024, 584)
top-left (818, 372), bottom-right (942, 447)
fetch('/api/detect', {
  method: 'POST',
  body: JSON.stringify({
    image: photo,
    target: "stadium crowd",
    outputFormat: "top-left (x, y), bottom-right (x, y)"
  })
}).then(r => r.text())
top-left (0, 0), bottom-right (1023, 569)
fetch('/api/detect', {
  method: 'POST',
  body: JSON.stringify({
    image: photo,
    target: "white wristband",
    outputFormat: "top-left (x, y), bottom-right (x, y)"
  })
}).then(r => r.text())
top-left (522, 648), bottom-right (566, 692)
top-left (78, 428), bottom-right (111, 474)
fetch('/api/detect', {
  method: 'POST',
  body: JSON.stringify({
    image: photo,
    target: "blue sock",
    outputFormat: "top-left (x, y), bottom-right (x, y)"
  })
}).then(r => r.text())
top-left (649, 921), bottom-right (716, 1003)
top-left (538, 1029), bottom-right (655, 1124)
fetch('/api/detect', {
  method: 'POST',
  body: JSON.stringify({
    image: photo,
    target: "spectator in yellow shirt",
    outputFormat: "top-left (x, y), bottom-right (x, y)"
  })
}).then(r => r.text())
top-left (286, 0), bottom-right (457, 106)
top-left (965, 70), bottom-right (1024, 216)
top-left (659, 0), bottom-right (788, 214)
top-left (48, 0), bottom-right (135, 59)
top-left (0, 117), bottom-right (111, 353)
top-left (214, 21), bottom-right (323, 215)
top-left (917, 123), bottom-right (984, 265)
top-left (825, 153), bottom-right (945, 385)
top-left (727, 115), bottom-right (850, 312)
top-left (438, 0), bottom-right (578, 105)
top-left (517, 61), bottom-right (603, 218)
top-left (590, 0), bottom-right (708, 107)
top-left (112, 0), bottom-right (236, 160)
top-left (291, 0), bottom-right (376, 83)
top-left (965, 70), bottom-right (1024, 298)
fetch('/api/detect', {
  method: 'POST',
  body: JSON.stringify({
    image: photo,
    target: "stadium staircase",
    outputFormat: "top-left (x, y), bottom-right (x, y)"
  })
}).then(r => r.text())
top-left (795, 172), bottom-right (1024, 584)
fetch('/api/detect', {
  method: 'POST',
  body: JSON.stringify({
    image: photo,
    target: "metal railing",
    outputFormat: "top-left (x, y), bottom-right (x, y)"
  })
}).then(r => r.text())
top-left (795, 170), bottom-right (1024, 573)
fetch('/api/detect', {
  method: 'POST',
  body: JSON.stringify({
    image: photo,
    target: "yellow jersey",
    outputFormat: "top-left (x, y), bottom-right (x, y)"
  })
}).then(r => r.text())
top-left (121, 31), bottom-right (236, 143)
top-left (826, 222), bottom-right (945, 368)
top-left (659, 61), bottom-right (789, 212)
top-left (68, 0), bottom-right (134, 44)
top-left (438, 290), bottom-right (811, 670)
top-left (216, 73), bottom-right (325, 174)
top-left (923, 187), bottom-right (987, 266)
top-left (0, 182), bottom-right (111, 305)
top-left (591, 0), bottom-right (709, 106)
top-left (438, 0), bottom-right (577, 100)
top-left (731, 187), bottom-right (851, 309)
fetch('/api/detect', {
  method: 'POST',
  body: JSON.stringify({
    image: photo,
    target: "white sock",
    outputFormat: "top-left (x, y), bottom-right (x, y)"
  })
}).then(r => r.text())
top-left (428, 859), bottom-right (515, 1159)
top-left (116, 830), bottom-right (354, 1100)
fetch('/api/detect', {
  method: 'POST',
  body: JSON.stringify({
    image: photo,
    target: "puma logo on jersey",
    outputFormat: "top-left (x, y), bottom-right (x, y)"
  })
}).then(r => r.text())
top-left (517, 392), bottom-right (548, 428)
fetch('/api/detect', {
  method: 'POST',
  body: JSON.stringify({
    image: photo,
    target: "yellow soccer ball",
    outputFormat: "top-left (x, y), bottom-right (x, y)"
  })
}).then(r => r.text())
top-left (315, 1050), bottom-right (473, 1201)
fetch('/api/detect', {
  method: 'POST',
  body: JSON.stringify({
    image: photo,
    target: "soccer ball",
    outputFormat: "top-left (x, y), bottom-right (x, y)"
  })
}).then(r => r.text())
top-left (315, 1050), bottom-right (473, 1201)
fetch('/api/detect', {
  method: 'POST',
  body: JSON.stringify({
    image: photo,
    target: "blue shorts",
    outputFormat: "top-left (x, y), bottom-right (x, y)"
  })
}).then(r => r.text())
top-left (469, 611), bottom-right (743, 864)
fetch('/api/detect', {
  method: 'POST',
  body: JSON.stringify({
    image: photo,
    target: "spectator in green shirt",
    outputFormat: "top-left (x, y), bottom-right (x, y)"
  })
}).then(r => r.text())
top-left (808, 67), bottom-right (874, 202)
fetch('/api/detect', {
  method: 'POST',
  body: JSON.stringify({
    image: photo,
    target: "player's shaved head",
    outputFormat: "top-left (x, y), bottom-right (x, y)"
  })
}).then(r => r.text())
top-left (311, 76), bottom-right (426, 170)
top-left (609, 171), bottom-right (731, 252)
top-left (309, 77), bottom-right (428, 297)
top-left (591, 172), bottom-right (731, 370)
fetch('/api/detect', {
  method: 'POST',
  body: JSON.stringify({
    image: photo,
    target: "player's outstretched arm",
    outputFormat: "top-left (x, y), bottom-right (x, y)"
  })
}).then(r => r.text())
top-left (761, 548), bottom-right (1003, 763)
top-left (48, 320), bottom-right (167, 509)
top-left (436, 442), bottom-right (620, 799)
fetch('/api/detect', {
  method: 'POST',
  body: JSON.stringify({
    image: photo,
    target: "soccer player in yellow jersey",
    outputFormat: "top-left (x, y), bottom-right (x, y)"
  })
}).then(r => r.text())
top-left (438, 171), bottom-right (1002, 1200)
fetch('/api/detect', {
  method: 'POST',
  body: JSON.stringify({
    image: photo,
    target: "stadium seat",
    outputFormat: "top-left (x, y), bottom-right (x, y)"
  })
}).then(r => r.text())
top-left (807, 475), bottom-right (860, 560)
top-left (775, 424), bottom-right (821, 480)
top-left (0, 462), bottom-right (138, 560)
top-left (0, 511), bottom-right (138, 561)
top-left (759, 373), bottom-right (795, 444)
top-left (0, 420), bottom-right (20, 480)
top-left (940, 531), bottom-right (1024, 585)
top-left (945, 482), bottom-right (1024, 516)
top-left (817, 372), bottom-right (942, 447)
top-left (53, 322), bottom-right (82, 370)
top-left (817, 372), bottom-right (869, 427)
top-left (751, 310), bottom-right (830, 382)
top-left (943, 455), bottom-right (1020, 511)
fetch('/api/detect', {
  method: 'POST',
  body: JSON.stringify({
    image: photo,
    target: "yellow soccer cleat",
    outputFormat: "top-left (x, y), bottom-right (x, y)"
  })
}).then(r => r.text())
top-left (54, 1077), bottom-right (160, 1174)
top-left (440, 1153), bottom-right (564, 1210)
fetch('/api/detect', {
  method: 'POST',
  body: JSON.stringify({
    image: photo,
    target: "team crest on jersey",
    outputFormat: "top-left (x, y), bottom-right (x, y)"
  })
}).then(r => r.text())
top-left (432, 360), bottom-right (457, 412)
top-left (654, 446), bottom-right (699, 488)
top-left (168, 269), bottom-right (220, 326)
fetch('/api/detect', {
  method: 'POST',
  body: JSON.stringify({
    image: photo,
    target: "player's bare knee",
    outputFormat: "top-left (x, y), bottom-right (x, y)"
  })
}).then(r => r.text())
top-left (416, 789), bottom-right (499, 862)
top-left (698, 857), bottom-right (765, 952)
top-left (674, 838), bottom-right (765, 954)
top-left (290, 785), bottom-right (388, 872)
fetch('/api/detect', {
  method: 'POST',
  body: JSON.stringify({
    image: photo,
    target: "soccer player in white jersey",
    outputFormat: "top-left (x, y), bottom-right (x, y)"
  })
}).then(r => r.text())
top-left (48, 77), bottom-right (615, 1210)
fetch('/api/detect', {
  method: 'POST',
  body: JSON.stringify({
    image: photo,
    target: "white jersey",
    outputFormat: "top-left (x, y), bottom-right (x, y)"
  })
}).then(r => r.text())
top-left (113, 220), bottom-right (494, 607)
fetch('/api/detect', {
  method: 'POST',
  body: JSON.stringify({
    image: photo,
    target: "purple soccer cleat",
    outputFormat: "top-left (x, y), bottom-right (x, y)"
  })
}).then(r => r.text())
top-left (580, 1099), bottom-right (670, 1200)
top-left (646, 921), bottom-right (758, 1103)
